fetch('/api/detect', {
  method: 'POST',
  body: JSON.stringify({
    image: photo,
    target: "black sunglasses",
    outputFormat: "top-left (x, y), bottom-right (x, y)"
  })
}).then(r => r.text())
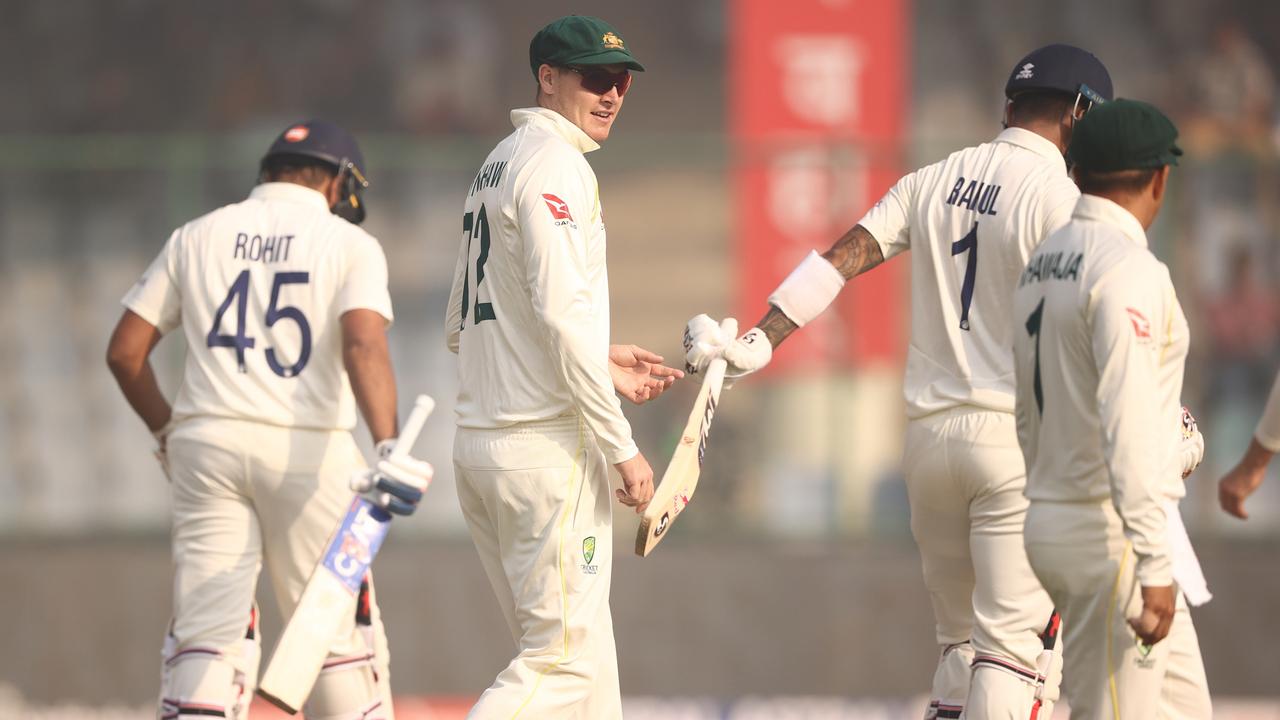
top-left (566, 66), bottom-right (633, 97)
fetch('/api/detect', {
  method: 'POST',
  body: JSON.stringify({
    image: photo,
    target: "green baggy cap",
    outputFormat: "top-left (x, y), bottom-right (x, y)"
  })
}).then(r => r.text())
top-left (529, 15), bottom-right (645, 76)
top-left (1068, 98), bottom-right (1183, 172)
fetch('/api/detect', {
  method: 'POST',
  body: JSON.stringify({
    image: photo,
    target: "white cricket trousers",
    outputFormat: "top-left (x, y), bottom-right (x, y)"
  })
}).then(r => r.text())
top-left (1024, 499), bottom-right (1211, 720)
top-left (164, 416), bottom-right (394, 719)
top-left (903, 408), bottom-right (1061, 720)
top-left (454, 414), bottom-right (622, 720)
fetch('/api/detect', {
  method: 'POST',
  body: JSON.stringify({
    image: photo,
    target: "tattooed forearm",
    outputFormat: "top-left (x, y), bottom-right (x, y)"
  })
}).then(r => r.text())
top-left (821, 224), bottom-right (884, 280)
top-left (755, 305), bottom-right (799, 348)
top-left (751, 225), bottom-right (883, 349)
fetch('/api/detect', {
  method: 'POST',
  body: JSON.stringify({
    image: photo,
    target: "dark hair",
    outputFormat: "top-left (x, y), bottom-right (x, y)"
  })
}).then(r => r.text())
top-left (1074, 167), bottom-right (1159, 195)
top-left (1008, 90), bottom-right (1076, 126)
top-left (261, 153), bottom-right (337, 189)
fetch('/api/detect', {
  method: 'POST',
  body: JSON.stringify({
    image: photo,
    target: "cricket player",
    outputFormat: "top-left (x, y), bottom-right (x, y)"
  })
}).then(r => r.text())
top-left (1219, 369), bottom-right (1280, 519)
top-left (106, 120), bottom-right (432, 720)
top-left (686, 45), bottom-right (1113, 719)
top-left (1012, 99), bottom-right (1211, 718)
top-left (446, 15), bottom-right (680, 719)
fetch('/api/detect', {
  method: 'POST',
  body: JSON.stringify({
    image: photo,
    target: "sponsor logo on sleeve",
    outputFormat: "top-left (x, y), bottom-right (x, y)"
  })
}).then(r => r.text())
top-left (1125, 307), bottom-right (1152, 340)
top-left (542, 193), bottom-right (574, 223)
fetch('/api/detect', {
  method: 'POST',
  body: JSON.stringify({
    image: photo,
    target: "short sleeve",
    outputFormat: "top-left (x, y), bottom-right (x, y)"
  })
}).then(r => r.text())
top-left (122, 230), bottom-right (182, 334)
top-left (338, 234), bottom-right (394, 325)
top-left (855, 171), bottom-right (916, 261)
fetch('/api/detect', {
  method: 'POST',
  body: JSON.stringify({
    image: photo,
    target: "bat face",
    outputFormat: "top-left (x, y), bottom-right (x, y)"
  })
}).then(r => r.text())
top-left (258, 394), bottom-right (435, 714)
top-left (635, 355), bottom-right (728, 556)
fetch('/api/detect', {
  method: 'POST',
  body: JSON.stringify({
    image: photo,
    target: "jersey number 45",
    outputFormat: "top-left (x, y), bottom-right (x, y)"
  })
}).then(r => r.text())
top-left (207, 270), bottom-right (312, 377)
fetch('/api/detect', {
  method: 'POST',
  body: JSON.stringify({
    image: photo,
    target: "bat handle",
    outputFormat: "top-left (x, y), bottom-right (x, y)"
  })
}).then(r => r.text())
top-left (390, 394), bottom-right (435, 461)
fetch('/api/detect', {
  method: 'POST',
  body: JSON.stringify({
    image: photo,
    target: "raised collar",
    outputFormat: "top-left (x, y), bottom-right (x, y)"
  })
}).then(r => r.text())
top-left (249, 182), bottom-right (331, 212)
top-left (993, 127), bottom-right (1067, 172)
top-left (510, 106), bottom-right (601, 154)
top-left (1072, 194), bottom-right (1149, 249)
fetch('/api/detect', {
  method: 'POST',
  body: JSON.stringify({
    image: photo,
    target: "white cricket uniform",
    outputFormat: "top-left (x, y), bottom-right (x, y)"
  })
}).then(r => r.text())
top-left (1012, 194), bottom-right (1211, 719)
top-left (446, 107), bottom-right (633, 719)
top-left (123, 182), bottom-right (396, 720)
top-left (856, 127), bottom-right (1080, 719)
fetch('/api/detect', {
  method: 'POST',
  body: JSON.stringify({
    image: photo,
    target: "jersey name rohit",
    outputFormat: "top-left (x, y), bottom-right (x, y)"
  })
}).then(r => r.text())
top-left (233, 232), bottom-right (294, 263)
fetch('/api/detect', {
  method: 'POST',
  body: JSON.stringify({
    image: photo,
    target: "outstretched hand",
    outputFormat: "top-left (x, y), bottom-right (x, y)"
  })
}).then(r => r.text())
top-left (609, 344), bottom-right (684, 405)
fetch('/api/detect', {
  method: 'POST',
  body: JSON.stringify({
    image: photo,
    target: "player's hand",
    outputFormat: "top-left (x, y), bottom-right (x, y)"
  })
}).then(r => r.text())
top-left (351, 448), bottom-right (435, 516)
top-left (614, 452), bottom-right (654, 514)
top-left (683, 315), bottom-right (772, 385)
top-left (682, 313), bottom-right (727, 374)
top-left (1219, 460), bottom-right (1266, 519)
top-left (609, 344), bottom-right (684, 405)
top-left (1178, 406), bottom-right (1204, 479)
top-left (721, 327), bottom-right (772, 384)
top-left (152, 421), bottom-right (174, 481)
top-left (1128, 584), bottom-right (1176, 646)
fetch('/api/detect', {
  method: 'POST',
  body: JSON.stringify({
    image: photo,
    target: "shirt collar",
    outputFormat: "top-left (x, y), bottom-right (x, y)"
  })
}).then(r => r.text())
top-left (1072, 194), bottom-right (1149, 248)
top-left (249, 182), bottom-right (331, 211)
top-left (510, 107), bottom-right (601, 154)
top-left (993, 127), bottom-right (1067, 172)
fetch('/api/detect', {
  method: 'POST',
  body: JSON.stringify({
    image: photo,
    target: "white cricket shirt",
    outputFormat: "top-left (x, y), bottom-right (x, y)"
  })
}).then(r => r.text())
top-left (123, 182), bottom-right (393, 431)
top-left (857, 127), bottom-right (1080, 419)
top-left (445, 107), bottom-right (637, 465)
top-left (1013, 194), bottom-right (1189, 586)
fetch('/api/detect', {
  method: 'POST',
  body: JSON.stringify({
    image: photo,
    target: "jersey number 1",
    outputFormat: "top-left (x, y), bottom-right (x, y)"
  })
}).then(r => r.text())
top-left (1025, 298), bottom-right (1045, 414)
top-left (459, 205), bottom-right (495, 329)
top-left (951, 222), bottom-right (978, 331)
top-left (207, 270), bottom-right (312, 377)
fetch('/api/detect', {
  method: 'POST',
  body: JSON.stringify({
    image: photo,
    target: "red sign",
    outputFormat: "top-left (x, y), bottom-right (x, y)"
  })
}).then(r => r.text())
top-left (732, 0), bottom-right (909, 371)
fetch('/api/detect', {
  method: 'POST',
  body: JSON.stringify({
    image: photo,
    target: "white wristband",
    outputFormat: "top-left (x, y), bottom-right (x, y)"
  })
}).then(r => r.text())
top-left (767, 250), bottom-right (846, 327)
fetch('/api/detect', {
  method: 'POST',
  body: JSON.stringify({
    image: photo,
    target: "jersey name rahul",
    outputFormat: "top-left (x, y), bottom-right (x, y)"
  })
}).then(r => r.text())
top-left (857, 127), bottom-right (1080, 419)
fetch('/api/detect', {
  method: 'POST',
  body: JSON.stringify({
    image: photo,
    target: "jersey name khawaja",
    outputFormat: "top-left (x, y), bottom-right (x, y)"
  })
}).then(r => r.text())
top-left (123, 182), bottom-right (393, 431)
top-left (445, 107), bottom-right (637, 464)
top-left (857, 128), bottom-right (1079, 419)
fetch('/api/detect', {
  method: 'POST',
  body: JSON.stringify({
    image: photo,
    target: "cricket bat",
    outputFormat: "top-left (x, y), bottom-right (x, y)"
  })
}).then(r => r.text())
top-left (258, 394), bottom-right (435, 714)
top-left (635, 318), bottom-right (736, 557)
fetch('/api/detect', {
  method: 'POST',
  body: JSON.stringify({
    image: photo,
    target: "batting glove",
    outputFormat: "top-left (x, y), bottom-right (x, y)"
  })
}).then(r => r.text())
top-left (351, 444), bottom-right (435, 516)
top-left (1179, 406), bottom-right (1205, 479)
top-left (721, 327), bottom-right (773, 384)
top-left (683, 313), bottom-right (727, 374)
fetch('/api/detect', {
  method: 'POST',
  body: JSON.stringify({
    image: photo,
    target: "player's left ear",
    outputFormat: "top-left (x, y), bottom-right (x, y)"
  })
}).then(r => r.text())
top-left (1151, 165), bottom-right (1171, 203)
top-left (537, 63), bottom-right (560, 96)
top-left (322, 172), bottom-right (344, 210)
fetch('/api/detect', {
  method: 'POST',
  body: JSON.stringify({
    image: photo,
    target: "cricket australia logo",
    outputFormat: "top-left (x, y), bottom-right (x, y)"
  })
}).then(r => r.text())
top-left (1015, 63), bottom-right (1035, 80)
top-left (581, 536), bottom-right (598, 575)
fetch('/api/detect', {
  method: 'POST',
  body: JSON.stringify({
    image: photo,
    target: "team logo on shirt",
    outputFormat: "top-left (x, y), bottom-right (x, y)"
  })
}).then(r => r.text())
top-left (1125, 307), bottom-right (1152, 340)
top-left (284, 125), bottom-right (310, 142)
top-left (542, 193), bottom-right (576, 227)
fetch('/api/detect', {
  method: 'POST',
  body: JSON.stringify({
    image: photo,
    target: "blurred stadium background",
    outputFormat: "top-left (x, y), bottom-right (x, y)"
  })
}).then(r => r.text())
top-left (3, 0), bottom-right (1279, 717)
